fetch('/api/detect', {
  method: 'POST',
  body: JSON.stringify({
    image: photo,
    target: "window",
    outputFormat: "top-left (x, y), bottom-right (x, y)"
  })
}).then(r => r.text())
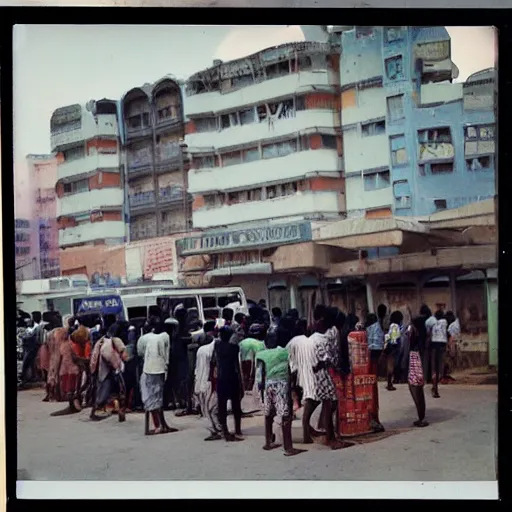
top-left (195, 155), bottom-right (216, 169)
top-left (362, 120), bottom-right (386, 137)
top-left (220, 114), bottom-right (231, 129)
top-left (297, 55), bottom-right (312, 71)
top-left (434, 199), bottom-right (447, 211)
top-left (466, 156), bottom-right (492, 171)
top-left (431, 162), bottom-right (454, 174)
top-left (232, 74), bottom-right (254, 89)
top-left (222, 151), bottom-right (242, 167)
top-left (15, 232), bottom-right (29, 242)
top-left (363, 170), bottom-right (391, 191)
top-left (419, 127), bottom-right (452, 144)
top-left (266, 99), bottom-right (295, 120)
top-left (228, 191), bottom-right (242, 204)
top-left (16, 246), bottom-right (30, 256)
top-left (284, 182), bottom-right (299, 195)
top-left (384, 27), bottom-right (403, 44)
top-left (390, 135), bottom-right (408, 166)
top-left (204, 195), bottom-right (216, 208)
top-left (195, 117), bottom-right (217, 133)
top-left (64, 179), bottom-right (89, 194)
top-left (142, 113), bottom-right (150, 127)
top-left (464, 124), bottom-right (495, 157)
top-left (248, 188), bottom-right (262, 201)
top-left (266, 60), bottom-right (290, 79)
top-left (266, 186), bottom-right (277, 199)
top-left (385, 55), bottom-right (404, 81)
top-left (387, 95), bottom-right (405, 121)
top-left (257, 105), bottom-right (268, 122)
top-left (97, 145), bottom-right (117, 155)
top-left (230, 113), bottom-right (240, 127)
top-left (262, 139), bottom-right (297, 159)
top-left (321, 135), bottom-right (338, 149)
top-left (63, 145), bottom-right (85, 162)
top-left (393, 180), bottom-right (412, 209)
top-left (239, 108), bottom-right (256, 126)
top-left (296, 96), bottom-right (306, 111)
top-left (356, 26), bottom-right (374, 38)
top-left (15, 219), bottom-right (30, 229)
top-left (242, 147), bottom-right (260, 163)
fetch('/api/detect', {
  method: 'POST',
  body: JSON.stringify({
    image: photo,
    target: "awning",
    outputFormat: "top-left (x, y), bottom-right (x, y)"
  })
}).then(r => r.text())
top-left (205, 262), bottom-right (273, 279)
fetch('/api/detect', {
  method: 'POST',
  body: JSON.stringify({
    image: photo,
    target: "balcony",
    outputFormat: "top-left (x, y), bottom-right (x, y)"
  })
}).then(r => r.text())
top-left (155, 115), bottom-right (182, 134)
top-left (125, 124), bottom-right (152, 140)
top-left (59, 220), bottom-right (125, 247)
top-left (188, 149), bottom-right (340, 195)
top-left (184, 70), bottom-right (338, 118)
top-left (186, 110), bottom-right (339, 152)
top-left (58, 154), bottom-right (120, 180)
top-left (127, 157), bottom-right (153, 179)
top-left (192, 191), bottom-right (341, 229)
top-left (158, 186), bottom-right (186, 206)
top-left (420, 83), bottom-right (463, 106)
top-left (129, 191), bottom-right (156, 212)
top-left (57, 188), bottom-right (124, 217)
top-left (51, 114), bottom-right (118, 151)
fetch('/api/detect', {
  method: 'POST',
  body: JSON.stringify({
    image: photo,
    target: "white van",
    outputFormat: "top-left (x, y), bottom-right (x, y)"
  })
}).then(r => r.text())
top-left (121, 287), bottom-right (248, 325)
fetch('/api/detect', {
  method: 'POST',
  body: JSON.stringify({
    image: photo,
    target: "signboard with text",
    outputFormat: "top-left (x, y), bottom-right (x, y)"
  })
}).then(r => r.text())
top-left (176, 222), bottom-right (312, 257)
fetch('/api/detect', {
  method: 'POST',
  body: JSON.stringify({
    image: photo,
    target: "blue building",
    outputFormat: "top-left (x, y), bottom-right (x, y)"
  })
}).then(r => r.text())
top-left (332, 26), bottom-right (495, 218)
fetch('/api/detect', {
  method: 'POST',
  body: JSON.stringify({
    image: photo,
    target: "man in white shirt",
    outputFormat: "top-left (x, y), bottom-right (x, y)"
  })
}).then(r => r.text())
top-left (287, 320), bottom-right (321, 444)
top-left (137, 318), bottom-right (177, 435)
top-left (430, 310), bottom-right (448, 399)
top-left (195, 321), bottom-right (222, 441)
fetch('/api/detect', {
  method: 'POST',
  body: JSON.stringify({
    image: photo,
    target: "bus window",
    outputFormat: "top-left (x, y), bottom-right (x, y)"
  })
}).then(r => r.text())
top-left (148, 305), bottom-right (162, 318)
top-left (128, 306), bottom-right (147, 320)
top-left (218, 292), bottom-right (242, 309)
top-left (201, 296), bottom-right (220, 320)
top-left (156, 296), bottom-right (199, 317)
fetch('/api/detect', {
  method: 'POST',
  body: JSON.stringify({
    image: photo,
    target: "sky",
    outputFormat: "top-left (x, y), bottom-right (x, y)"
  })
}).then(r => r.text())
top-left (12, 24), bottom-right (496, 205)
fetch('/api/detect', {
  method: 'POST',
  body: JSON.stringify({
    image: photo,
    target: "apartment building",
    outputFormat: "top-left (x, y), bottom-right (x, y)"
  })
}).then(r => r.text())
top-left (51, 100), bottom-right (124, 249)
top-left (121, 76), bottom-right (190, 242)
top-left (26, 154), bottom-right (60, 278)
top-left (15, 218), bottom-right (37, 281)
top-left (332, 26), bottom-right (496, 218)
top-left (178, 40), bottom-right (346, 308)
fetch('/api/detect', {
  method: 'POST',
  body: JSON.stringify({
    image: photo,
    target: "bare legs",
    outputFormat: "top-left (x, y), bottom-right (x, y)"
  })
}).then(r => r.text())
top-left (263, 415), bottom-right (306, 457)
top-left (145, 408), bottom-right (178, 435)
top-left (302, 399), bottom-right (321, 443)
top-left (409, 384), bottom-right (428, 427)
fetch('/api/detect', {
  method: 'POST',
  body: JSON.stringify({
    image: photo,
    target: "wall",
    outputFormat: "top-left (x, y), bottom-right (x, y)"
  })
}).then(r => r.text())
top-left (188, 149), bottom-right (340, 194)
top-left (192, 191), bottom-right (341, 228)
top-left (57, 154), bottom-right (119, 180)
top-left (186, 109), bottom-right (339, 151)
top-left (185, 70), bottom-right (338, 118)
top-left (341, 85), bottom-right (387, 126)
top-left (340, 27), bottom-right (384, 86)
top-left (57, 188), bottom-right (124, 216)
top-left (59, 221), bottom-right (125, 247)
top-left (345, 173), bottom-right (394, 214)
top-left (343, 129), bottom-right (390, 174)
top-left (59, 244), bottom-right (126, 280)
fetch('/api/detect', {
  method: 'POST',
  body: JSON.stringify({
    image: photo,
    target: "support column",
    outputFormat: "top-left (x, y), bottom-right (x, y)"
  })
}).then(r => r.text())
top-left (449, 271), bottom-right (457, 313)
top-left (486, 271), bottom-right (498, 368)
top-left (289, 280), bottom-right (298, 311)
top-left (365, 278), bottom-right (375, 314)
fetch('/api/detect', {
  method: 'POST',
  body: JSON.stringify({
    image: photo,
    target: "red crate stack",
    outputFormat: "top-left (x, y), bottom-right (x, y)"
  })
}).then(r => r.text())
top-left (336, 374), bottom-right (376, 437)
top-left (347, 331), bottom-right (370, 375)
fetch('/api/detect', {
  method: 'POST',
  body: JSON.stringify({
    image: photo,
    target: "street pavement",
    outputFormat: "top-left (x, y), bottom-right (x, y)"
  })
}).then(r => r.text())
top-left (17, 382), bottom-right (496, 481)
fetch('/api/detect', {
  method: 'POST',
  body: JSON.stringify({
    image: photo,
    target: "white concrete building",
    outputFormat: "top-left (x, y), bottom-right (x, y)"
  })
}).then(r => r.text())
top-left (179, 39), bottom-right (346, 308)
top-left (51, 100), bottom-right (124, 249)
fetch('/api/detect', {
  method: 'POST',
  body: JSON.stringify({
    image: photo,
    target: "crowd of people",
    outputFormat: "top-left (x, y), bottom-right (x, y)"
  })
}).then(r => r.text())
top-left (17, 298), bottom-right (461, 456)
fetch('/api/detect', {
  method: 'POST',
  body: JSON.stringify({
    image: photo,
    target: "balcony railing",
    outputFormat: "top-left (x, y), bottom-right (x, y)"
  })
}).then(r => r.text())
top-left (158, 186), bottom-right (185, 205)
top-left (155, 115), bottom-right (182, 133)
top-left (126, 124), bottom-right (153, 139)
top-left (129, 191), bottom-right (156, 209)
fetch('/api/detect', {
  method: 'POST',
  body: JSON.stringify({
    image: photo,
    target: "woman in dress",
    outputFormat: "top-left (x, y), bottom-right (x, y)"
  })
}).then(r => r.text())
top-left (383, 311), bottom-right (404, 391)
top-left (402, 317), bottom-right (429, 427)
top-left (50, 323), bottom-right (92, 416)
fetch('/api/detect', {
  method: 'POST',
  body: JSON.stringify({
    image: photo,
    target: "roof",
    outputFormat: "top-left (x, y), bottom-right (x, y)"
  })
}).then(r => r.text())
top-left (413, 27), bottom-right (450, 44)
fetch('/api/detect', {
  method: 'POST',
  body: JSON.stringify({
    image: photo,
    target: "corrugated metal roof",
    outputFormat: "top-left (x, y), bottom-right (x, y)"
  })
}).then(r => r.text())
top-left (413, 27), bottom-right (450, 44)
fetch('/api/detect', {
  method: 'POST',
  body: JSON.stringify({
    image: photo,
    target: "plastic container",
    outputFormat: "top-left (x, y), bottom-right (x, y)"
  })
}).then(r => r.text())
top-left (335, 374), bottom-right (376, 437)
top-left (348, 331), bottom-right (369, 375)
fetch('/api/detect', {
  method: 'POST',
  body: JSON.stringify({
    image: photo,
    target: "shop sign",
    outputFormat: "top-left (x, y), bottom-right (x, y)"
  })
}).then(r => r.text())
top-left (176, 222), bottom-right (312, 256)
